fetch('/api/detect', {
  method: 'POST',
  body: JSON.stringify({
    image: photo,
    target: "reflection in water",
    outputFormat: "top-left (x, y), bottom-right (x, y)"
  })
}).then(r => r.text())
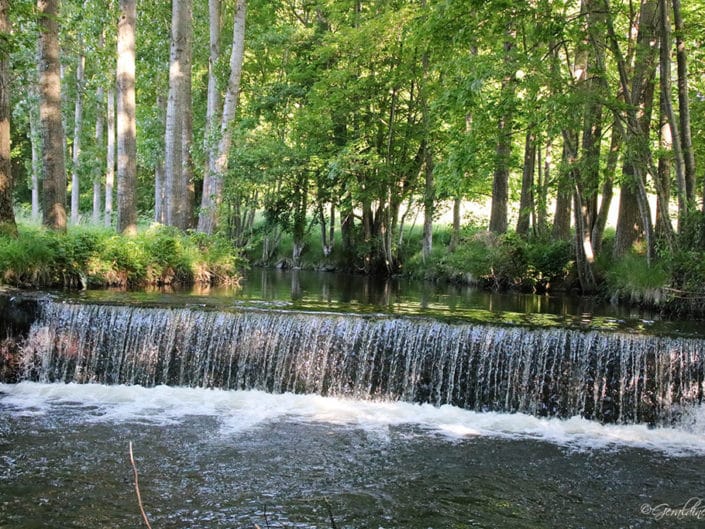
top-left (70, 269), bottom-right (699, 336)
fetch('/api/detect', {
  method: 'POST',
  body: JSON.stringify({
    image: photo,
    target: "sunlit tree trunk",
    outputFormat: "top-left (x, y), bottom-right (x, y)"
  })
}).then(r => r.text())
top-left (0, 0), bottom-right (16, 236)
top-left (38, 0), bottom-right (67, 232)
top-left (198, 0), bottom-right (246, 235)
top-left (116, 0), bottom-right (137, 235)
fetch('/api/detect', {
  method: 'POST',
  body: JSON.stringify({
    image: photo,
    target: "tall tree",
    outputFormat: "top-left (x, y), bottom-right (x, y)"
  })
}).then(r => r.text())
top-left (198, 0), bottom-right (246, 234)
top-left (671, 0), bottom-right (695, 206)
top-left (105, 86), bottom-right (115, 227)
top-left (0, 0), bottom-right (16, 236)
top-left (70, 46), bottom-right (85, 225)
top-left (164, 0), bottom-right (193, 229)
top-left (116, 0), bottom-right (137, 234)
top-left (488, 34), bottom-right (515, 235)
top-left (658, 0), bottom-right (686, 222)
top-left (606, 0), bottom-right (664, 261)
top-left (198, 0), bottom-right (221, 231)
top-left (38, 0), bottom-right (68, 231)
top-left (92, 85), bottom-right (104, 224)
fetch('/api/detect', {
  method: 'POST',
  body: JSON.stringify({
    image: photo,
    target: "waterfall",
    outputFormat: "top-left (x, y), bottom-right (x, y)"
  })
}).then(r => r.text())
top-left (16, 300), bottom-right (705, 424)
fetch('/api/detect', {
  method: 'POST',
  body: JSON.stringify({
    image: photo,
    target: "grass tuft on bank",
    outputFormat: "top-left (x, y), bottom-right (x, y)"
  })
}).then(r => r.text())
top-left (0, 224), bottom-right (242, 289)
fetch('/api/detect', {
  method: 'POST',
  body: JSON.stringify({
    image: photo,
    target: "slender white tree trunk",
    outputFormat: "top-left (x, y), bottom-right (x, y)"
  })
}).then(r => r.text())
top-left (105, 86), bottom-right (115, 227)
top-left (70, 51), bottom-right (85, 225)
top-left (92, 85), bottom-right (104, 224)
top-left (29, 89), bottom-right (42, 221)
top-left (198, 0), bottom-right (246, 235)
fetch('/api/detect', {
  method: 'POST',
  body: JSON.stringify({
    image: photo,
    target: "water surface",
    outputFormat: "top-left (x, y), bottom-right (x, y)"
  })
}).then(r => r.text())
top-left (1, 383), bottom-right (705, 529)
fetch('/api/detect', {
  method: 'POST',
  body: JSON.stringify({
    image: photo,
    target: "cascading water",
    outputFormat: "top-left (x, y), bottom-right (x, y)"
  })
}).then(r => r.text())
top-left (15, 300), bottom-right (705, 425)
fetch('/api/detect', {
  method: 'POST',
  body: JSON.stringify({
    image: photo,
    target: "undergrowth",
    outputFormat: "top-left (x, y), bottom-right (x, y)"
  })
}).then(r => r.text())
top-left (403, 227), bottom-right (574, 292)
top-left (0, 224), bottom-right (242, 289)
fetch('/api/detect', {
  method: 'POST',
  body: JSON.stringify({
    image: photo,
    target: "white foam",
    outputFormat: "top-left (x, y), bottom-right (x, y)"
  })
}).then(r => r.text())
top-left (2, 382), bottom-right (704, 455)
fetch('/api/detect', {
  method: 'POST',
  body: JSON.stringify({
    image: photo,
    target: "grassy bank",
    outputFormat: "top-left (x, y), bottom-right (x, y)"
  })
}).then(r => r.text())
top-left (0, 224), bottom-right (242, 289)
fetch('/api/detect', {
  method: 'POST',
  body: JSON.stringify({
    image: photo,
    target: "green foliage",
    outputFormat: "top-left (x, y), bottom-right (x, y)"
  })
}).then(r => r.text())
top-left (603, 253), bottom-right (670, 300)
top-left (0, 224), bottom-right (242, 289)
top-left (404, 227), bottom-right (573, 292)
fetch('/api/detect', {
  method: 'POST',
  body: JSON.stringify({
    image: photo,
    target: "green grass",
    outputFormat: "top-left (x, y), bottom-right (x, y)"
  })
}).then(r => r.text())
top-left (0, 224), bottom-right (243, 289)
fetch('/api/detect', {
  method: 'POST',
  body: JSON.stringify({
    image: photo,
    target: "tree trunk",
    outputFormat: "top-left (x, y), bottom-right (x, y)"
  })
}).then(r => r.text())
top-left (92, 85), bottom-right (104, 224)
top-left (671, 0), bottom-right (695, 205)
top-left (450, 197), bottom-right (461, 251)
top-left (552, 153), bottom-right (572, 240)
top-left (165, 0), bottom-right (193, 229)
top-left (656, 92), bottom-right (672, 239)
top-left (38, 0), bottom-right (67, 232)
top-left (29, 93), bottom-right (41, 222)
top-left (199, 0), bottom-right (221, 230)
top-left (154, 94), bottom-right (166, 224)
top-left (116, 0), bottom-right (137, 235)
top-left (658, 0), bottom-right (686, 223)
top-left (592, 123), bottom-right (620, 252)
top-left (0, 0), bottom-right (16, 236)
top-left (70, 50), bottom-right (85, 225)
top-left (105, 86), bottom-right (115, 227)
top-left (198, 0), bottom-right (246, 234)
top-left (516, 130), bottom-right (535, 237)
top-left (182, 0), bottom-right (195, 228)
top-left (488, 36), bottom-right (514, 235)
top-left (605, 0), bottom-right (661, 261)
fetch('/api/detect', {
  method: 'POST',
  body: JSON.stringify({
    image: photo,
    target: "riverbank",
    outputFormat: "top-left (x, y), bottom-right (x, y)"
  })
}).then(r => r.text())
top-left (0, 224), bottom-right (241, 289)
top-left (2, 222), bottom-right (705, 319)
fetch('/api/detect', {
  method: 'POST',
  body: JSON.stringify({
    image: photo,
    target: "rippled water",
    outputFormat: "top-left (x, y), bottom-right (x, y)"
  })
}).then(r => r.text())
top-left (2, 383), bottom-right (705, 528)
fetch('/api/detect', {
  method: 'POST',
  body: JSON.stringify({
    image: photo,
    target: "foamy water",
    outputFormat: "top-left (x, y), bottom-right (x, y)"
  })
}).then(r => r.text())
top-left (2, 382), bottom-right (704, 455)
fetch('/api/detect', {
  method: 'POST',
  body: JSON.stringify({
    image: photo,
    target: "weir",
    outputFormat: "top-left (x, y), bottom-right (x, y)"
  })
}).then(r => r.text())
top-left (9, 298), bottom-right (704, 425)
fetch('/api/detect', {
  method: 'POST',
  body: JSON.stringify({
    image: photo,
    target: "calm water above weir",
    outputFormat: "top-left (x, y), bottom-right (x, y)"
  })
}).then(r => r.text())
top-left (2, 270), bottom-right (705, 528)
top-left (65, 268), bottom-right (700, 336)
